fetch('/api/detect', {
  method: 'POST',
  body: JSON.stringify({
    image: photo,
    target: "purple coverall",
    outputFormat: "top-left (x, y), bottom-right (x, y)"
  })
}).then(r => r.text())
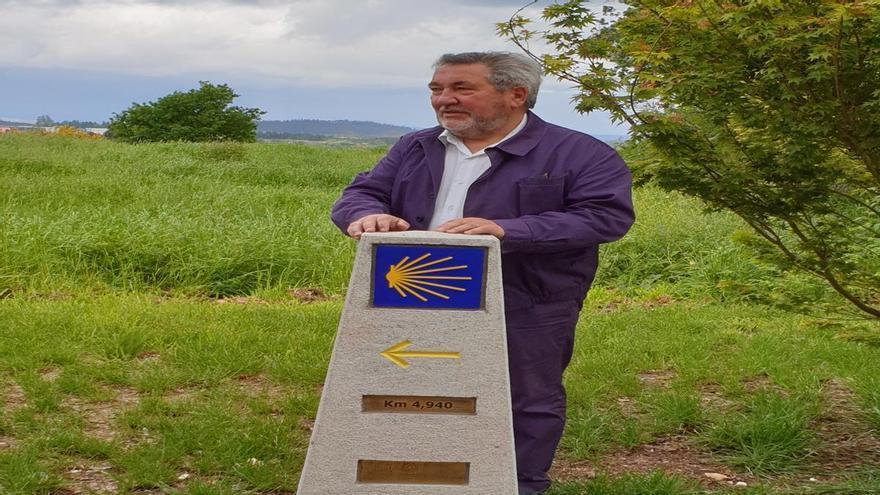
top-left (331, 112), bottom-right (634, 493)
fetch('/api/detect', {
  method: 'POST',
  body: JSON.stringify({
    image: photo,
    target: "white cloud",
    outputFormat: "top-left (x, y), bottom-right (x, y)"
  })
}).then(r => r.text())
top-left (0, 0), bottom-right (627, 133)
top-left (0, 0), bottom-right (549, 88)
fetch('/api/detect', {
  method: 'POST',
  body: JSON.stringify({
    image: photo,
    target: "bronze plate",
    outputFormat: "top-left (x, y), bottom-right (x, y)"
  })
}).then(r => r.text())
top-left (357, 460), bottom-right (470, 485)
top-left (362, 395), bottom-right (476, 415)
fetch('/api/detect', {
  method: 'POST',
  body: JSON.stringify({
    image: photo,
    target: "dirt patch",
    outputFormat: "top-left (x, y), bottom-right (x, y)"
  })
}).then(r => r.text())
top-left (616, 396), bottom-right (640, 418)
top-left (2, 380), bottom-right (27, 413)
top-left (64, 462), bottom-right (118, 494)
top-left (64, 387), bottom-right (140, 442)
top-left (552, 435), bottom-right (754, 487)
top-left (642, 294), bottom-right (674, 309)
top-left (288, 288), bottom-right (331, 303)
top-left (809, 379), bottom-right (880, 473)
top-left (232, 374), bottom-right (286, 400)
top-left (136, 351), bottom-right (160, 364)
top-left (599, 294), bottom-right (675, 314)
top-left (698, 382), bottom-right (735, 411)
top-left (39, 366), bottom-right (61, 382)
top-left (212, 288), bottom-right (334, 306)
top-left (0, 436), bottom-right (16, 449)
top-left (549, 458), bottom-right (597, 480)
top-left (637, 369), bottom-right (677, 388)
top-left (164, 386), bottom-right (199, 403)
top-left (298, 418), bottom-right (315, 432)
top-left (741, 373), bottom-right (789, 397)
top-left (215, 296), bottom-right (270, 305)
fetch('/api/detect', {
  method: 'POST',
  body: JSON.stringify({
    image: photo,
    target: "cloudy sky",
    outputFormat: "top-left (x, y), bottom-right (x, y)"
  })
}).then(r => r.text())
top-left (0, 0), bottom-right (625, 135)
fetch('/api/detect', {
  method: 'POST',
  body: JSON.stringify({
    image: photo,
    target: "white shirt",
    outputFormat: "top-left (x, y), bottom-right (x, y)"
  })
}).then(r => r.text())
top-left (428, 114), bottom-right (528, 229)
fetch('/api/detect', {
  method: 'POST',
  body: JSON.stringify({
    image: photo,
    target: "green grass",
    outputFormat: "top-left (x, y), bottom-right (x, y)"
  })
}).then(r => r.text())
top-left (700, 392), bottom-right (816, 475)
top-left (560, 305), bottom-right (880, 469)
top-left (0, 133), bottom-right (832, 306)
top-left (1, 134), bottom-right (378, 297)
top-left (0, 296), bottom-right (332, 493)
top-left (1, 134), bottom-right (878, 494)
top-left (546, 471), bottom-right (698, 495)
top-left (1, 298), bottom-right (877, 493)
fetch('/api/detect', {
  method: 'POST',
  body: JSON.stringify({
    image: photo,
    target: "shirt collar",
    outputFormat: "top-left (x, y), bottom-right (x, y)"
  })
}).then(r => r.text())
top-left (438, 113), bottom-right (528, 156)
top-left (417, 111), bottom-right (548, 159)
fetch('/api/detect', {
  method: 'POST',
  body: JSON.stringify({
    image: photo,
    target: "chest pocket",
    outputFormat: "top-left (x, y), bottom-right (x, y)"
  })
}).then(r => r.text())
top-left (518, 176), bottom-right (565, 215)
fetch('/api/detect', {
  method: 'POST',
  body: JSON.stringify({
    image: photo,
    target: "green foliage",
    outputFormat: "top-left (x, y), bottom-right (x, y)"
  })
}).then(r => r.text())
top-left (108, 82), bottom-right (264, 143)
top-left (500, 1), bottom-right (880, 319)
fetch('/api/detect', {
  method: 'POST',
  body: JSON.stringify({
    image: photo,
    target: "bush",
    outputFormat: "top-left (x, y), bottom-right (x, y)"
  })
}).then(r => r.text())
top-left (108, 82), bottom-right (264, 143)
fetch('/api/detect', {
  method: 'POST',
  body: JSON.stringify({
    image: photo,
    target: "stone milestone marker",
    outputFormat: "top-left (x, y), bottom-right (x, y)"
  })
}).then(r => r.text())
top-left (296, 231), bottom-right (517, 494)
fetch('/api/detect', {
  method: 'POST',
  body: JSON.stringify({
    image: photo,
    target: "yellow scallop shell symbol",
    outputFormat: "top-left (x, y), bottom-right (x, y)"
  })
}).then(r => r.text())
top-left (385, 253), bottom-right (472, 302)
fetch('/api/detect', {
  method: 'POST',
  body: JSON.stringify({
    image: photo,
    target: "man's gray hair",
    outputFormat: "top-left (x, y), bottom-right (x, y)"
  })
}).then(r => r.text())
top-left (433, 52), bottom-right (543, 109)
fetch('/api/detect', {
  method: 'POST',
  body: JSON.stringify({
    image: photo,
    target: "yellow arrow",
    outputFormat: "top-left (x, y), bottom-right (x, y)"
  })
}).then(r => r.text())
top-left (379, 340), bottom-right (461, 369)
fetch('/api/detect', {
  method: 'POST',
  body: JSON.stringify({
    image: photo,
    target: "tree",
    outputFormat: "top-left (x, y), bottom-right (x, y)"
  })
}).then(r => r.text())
top-left (500, 1), bottom-right (880, 319)
top-left (35, 115), bottom-right (54, 127)
top-left (107, 82), bottom-right (264, 143)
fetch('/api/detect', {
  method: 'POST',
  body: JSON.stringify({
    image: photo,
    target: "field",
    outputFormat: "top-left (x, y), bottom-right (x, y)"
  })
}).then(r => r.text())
top-left (1, 133), bottom-right (879, 494)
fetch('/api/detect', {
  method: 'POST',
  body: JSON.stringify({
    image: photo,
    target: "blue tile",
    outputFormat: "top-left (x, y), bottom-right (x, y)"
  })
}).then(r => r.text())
top-left (372, 245), bottom-right (486, 310)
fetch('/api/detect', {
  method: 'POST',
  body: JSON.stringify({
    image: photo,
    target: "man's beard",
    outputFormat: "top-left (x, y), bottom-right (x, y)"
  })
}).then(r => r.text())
top-left (437, 106), bottom-right (508, 140)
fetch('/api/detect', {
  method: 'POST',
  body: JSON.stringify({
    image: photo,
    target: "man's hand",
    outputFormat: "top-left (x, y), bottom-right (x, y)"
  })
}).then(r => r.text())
top-left (347, 214), bottom-right (411, 239)
top-left (434, 217), bottom-right (505, 239)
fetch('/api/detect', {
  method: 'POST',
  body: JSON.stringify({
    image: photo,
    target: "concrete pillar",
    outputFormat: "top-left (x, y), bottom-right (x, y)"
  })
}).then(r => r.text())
top-left (297, 231), bottom-right (517, 494)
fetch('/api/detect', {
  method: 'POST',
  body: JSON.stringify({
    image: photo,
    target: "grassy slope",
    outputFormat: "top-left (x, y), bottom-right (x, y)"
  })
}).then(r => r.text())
top-left (1, 134), bottom-right (878, 494)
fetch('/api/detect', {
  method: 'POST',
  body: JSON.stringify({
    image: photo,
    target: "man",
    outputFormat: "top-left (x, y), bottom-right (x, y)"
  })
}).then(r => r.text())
top-left (331, 52), bottom-right (634, 494)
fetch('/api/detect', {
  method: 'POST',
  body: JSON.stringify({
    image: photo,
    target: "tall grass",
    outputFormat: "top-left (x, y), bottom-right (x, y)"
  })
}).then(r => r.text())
top-left (1, 135), bottom-right (382, 296)
top-left (0, 134), bottom-right (829, 304)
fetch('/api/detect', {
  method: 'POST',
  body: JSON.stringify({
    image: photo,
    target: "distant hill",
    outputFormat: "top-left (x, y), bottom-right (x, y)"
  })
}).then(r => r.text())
top-left (258, 119), bottom-right (415, 140)
top-left (257, 119), bottom-right (627, 144)
top-left (57, 119), bottom-right (109, 129)
top-left (0, 119), bottom-right (108, 129)
top-left (0, 120), bottom-right (33, 128)
top-left (2, 116), bottom-right (625, 145)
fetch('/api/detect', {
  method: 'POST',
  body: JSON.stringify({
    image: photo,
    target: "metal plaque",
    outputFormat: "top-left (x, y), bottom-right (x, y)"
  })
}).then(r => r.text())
top-left (362, 395), bottom-right (477, 415)
top-left (356, 460), bottom-right (470, 485)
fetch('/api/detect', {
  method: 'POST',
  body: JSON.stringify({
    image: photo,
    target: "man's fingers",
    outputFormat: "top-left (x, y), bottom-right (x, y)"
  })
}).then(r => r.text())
top-left (437, 219), bottom-right (476, 233)
top-left (348, 214), bottom-right (410, 238)
top-left (376, 216), bottom-right (410, 232)
top-left (392, 218), bottom-right (411, 231)
top-left (445, 223), bottom-right (473, 233)
top-left (347, 222), bottom-right (364, 238)
top-left (374, 216), bottom-right (391, 232)
top-left (434, 217), bottom-right (504, 239)
top-left (434, 219), bottom-right (464, 232)
top-left (464, 226), bottom-right (490, 235)
top-left (357, 217), bottom-right (379, 235)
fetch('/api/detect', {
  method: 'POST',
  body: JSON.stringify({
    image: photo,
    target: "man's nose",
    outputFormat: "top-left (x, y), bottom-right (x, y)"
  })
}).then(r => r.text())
top-left (433, 90), bottom-right (458, 106)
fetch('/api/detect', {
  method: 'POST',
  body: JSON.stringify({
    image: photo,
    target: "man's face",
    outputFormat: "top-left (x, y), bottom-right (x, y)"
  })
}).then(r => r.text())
top-left (429, 63), bottom-right (524, 140)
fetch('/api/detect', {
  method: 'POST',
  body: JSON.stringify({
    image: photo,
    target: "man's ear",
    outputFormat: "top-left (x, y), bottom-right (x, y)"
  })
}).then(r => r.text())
top-left (509, 86), bottom-right (529, 108)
